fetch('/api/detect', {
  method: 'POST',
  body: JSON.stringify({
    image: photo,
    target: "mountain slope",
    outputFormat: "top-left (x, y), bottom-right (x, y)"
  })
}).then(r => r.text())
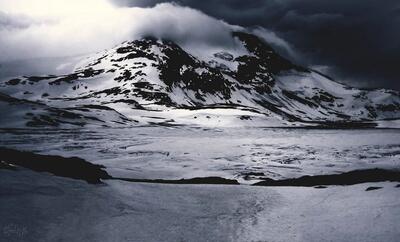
top-left (1, 32), bottom-right (399, 128)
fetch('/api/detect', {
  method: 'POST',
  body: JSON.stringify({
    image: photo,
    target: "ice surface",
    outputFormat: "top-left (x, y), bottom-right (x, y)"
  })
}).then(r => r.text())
top-left (1, 127), bottom-right (399, 184)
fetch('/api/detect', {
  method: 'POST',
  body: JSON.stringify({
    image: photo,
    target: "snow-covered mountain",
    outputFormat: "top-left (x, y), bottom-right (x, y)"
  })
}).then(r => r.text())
top-left (1, 31), bottom-right (399, 128)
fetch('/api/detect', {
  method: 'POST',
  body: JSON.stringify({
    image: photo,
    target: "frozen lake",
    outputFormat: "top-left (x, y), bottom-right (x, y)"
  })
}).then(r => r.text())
top-left (1, 127), bottom-right (400, 241)
top-left (1, 126), bottom-right (399, 183)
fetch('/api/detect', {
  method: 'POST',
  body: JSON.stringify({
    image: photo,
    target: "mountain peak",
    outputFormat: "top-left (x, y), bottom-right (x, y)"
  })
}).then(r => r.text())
top-left (1, 32), bottom-right (399, 128)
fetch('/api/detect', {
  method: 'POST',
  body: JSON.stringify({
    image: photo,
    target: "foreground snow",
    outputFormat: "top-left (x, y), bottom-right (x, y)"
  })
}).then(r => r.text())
top-left (0, 169), bottom-right (399, 242)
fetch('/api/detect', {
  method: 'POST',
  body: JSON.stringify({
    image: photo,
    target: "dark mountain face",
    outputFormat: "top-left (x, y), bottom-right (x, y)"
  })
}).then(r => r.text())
top-left (233, 32), bottom-right (301, 74)
top-left (0, 31), bottom-right (399, 128)
top-left (157, 39), bottom-right (233, 101)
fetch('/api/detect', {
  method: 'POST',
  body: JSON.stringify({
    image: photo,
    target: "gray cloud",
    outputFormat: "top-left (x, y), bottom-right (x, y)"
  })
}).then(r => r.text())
top-left (0, 2), bottom-right (241, 63)
top-left (112, 0), bottom-right (400, 90)
top-left (0, 12), bottom-right (38, 30)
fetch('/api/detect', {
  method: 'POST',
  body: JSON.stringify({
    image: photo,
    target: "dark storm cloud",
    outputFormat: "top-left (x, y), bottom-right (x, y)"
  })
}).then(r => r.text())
top-left (113, 0), bottom-right (400, 90)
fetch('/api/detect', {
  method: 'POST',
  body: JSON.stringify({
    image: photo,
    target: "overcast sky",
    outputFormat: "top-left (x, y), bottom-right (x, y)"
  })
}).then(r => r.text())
top-left (0, 0), bottom-right (399, 90)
